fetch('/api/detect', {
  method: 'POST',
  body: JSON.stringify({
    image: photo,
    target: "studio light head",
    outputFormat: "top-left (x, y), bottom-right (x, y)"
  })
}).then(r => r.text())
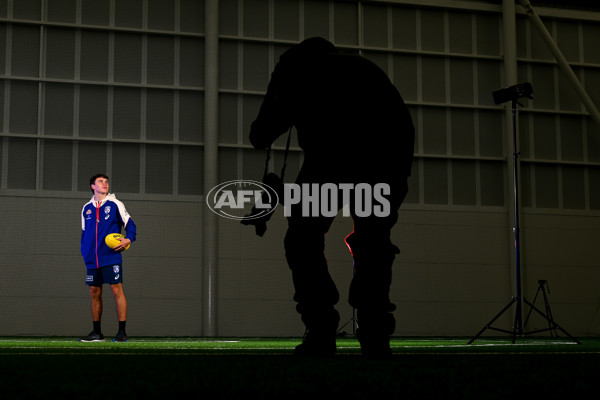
top-left (492, 82), bottom-right (534, 105)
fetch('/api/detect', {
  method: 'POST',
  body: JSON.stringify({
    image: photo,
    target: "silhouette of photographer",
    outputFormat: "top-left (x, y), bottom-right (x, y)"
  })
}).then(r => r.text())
top-left (248, 37), bottom-right (415, 357)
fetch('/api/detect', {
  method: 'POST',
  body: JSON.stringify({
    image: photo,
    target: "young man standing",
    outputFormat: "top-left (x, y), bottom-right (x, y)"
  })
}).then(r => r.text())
top-left (79, 174), bottom-right (137, 342)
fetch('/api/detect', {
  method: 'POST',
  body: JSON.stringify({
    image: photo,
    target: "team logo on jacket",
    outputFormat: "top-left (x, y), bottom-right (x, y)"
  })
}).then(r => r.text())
top-left (105, 206), bottom-right (111, 214)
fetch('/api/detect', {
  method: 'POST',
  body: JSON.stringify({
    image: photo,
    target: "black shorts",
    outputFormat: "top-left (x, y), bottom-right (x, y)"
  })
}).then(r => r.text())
top-left (86, 264), bottom-right (123, 286)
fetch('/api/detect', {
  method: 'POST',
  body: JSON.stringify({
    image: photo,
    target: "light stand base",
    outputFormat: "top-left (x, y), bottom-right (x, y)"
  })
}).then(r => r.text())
top-left (468, 280), bottom-right (580, 345)
top-left (336, 308), bottom-right (358, 337)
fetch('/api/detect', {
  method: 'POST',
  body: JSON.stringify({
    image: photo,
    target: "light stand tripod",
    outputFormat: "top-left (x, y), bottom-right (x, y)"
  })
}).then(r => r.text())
top-left (336, 307), bottom-right (358, 337)
top-left (468, 83), bottom-right (580, 345)
top-left (523, 280), bottom-right (558, 337)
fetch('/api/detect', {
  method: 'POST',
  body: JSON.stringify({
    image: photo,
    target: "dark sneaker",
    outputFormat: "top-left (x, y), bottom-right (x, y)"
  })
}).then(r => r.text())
top-left (294, 331), bottom-right (336, 357)
top-left (294, 341), bottom-right (336, 357)
top-left (357, 329), bottom-right (393, 359)
top-left (112, 330), bottom-right (128, 342)
top-left (359, 340), bottom-right (392, 359)
top-left (79, 331), bottom-right (105, 342)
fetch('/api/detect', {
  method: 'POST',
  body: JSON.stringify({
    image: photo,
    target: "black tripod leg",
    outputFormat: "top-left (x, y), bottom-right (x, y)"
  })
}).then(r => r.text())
top-left (522, 298), bottom-right (581, 344)
top-left (523, 285), bottom-right (542, 330)
top-left (468, 298), bottom-right (517, 345)
top-left (540, 285), bottom-right (558, 336)
top-left (336, 308), bottom-right (358, 337)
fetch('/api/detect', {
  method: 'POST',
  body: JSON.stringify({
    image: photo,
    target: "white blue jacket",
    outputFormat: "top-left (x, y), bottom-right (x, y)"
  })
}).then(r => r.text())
top-left (81, 193), bottom-right (137, 270)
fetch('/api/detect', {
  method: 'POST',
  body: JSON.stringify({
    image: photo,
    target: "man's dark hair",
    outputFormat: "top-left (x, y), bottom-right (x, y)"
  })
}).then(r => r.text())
top-left (90, 174), bottom-right (109, 193)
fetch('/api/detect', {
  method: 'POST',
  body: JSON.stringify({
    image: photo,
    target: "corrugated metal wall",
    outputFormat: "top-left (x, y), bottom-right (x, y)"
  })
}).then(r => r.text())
top-left (1, 0), bottom-right (599, 337)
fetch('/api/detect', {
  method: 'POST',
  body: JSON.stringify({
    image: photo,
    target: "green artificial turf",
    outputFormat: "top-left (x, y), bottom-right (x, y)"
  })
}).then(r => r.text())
top-left (1, 336), bottom-right (599, 399)
top-left (0, 335), bottom-right (591, 356)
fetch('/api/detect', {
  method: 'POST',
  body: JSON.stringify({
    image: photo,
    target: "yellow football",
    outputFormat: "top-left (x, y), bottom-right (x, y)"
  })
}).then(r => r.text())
top-left (105, 233), bottom-right (130, 251)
